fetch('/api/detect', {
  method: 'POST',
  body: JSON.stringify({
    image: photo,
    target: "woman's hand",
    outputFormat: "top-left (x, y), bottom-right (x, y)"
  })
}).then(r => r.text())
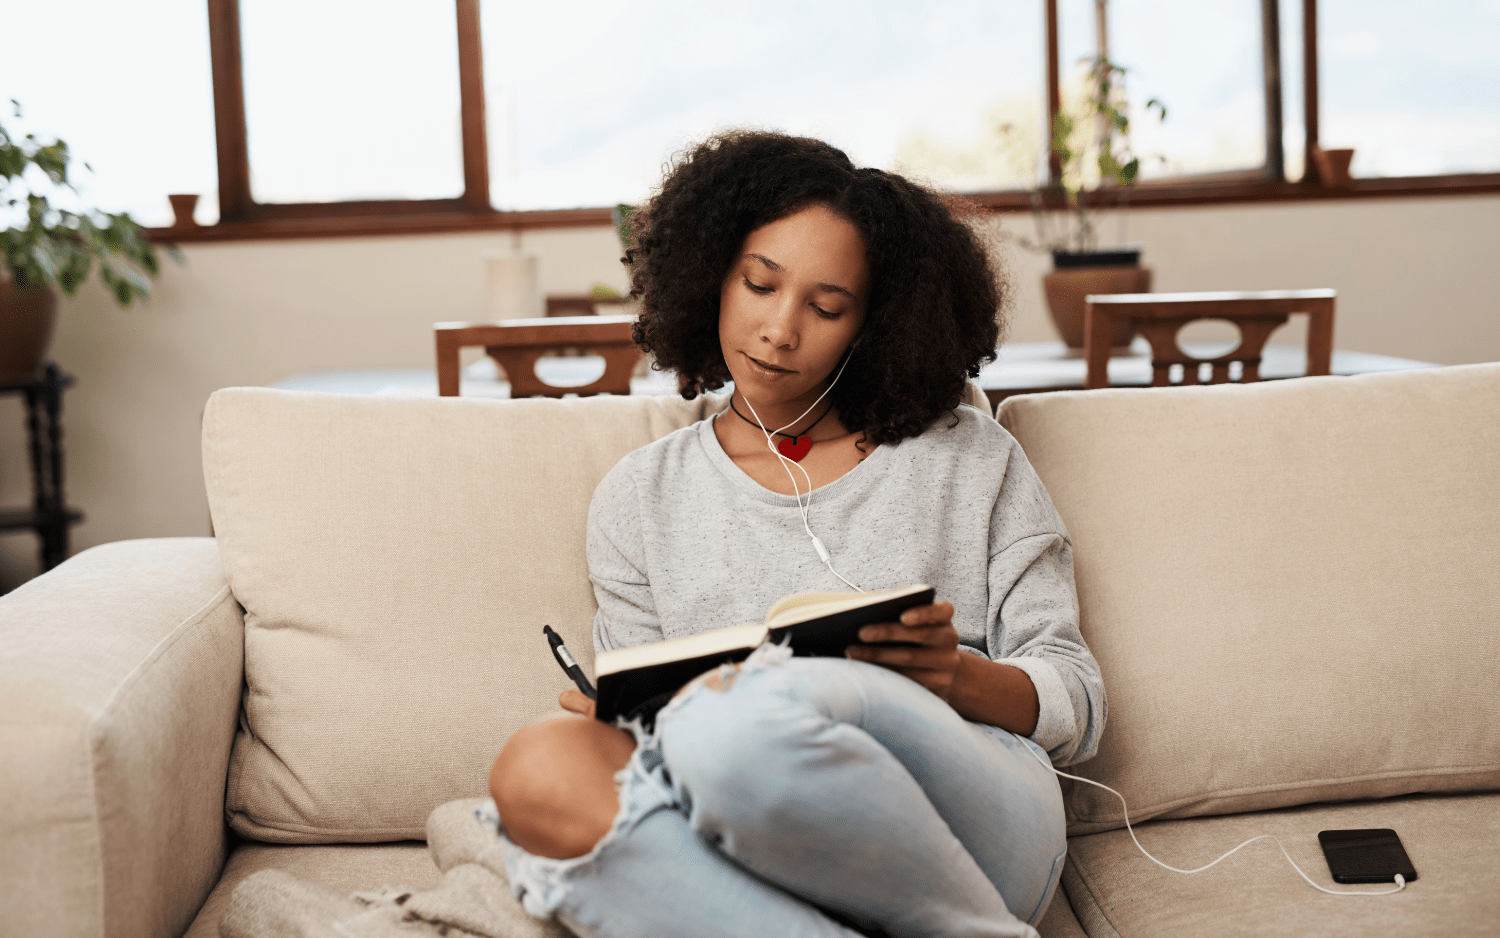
top-left (560, 689), bottom-right (597, 719)
top-left (846, 600), bottom-right (963, 700)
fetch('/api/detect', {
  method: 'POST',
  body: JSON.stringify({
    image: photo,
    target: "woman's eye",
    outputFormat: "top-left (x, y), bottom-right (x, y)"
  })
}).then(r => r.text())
top-left (813, 304), bottom-right (840, 320)
top-left (743, 278), bottom-right (772, 294)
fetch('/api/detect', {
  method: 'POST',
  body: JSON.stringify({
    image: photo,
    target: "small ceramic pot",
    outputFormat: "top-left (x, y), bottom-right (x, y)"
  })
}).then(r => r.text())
top-left (168, 193), bottom-right (201, 228)
top-left (1311, 147), bottom-right (1355, 188)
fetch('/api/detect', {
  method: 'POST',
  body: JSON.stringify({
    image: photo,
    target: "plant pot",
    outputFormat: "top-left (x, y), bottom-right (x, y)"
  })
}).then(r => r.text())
top-left (168, 193), bottom-right (201, 228)
top-left (0, 276), bottom-right (59, 384)
top-left (1310, 146), bottom-right (1354, 188)
top-left (1042, 262), bottom-right (1152, 349)
top-left (1052, 247), bottom-right (1141, 269)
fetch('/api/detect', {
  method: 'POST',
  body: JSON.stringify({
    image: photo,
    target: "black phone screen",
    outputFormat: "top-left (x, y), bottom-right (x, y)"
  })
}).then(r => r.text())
top-left (1318, 829), bottom-right (1417, 884)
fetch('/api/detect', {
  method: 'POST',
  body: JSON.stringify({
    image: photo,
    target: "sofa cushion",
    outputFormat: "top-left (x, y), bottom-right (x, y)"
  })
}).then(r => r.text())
top-left (1061, 791), bottom-right (1500, 937)
top-left (203, 389), bottom-right (727, 843)
top-left (998, 364), bottom-right (1500, 834)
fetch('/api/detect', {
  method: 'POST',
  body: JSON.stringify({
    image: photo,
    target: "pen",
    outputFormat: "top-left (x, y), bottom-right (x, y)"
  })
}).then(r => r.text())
top-left (543, 625), bottom-right (597, 700)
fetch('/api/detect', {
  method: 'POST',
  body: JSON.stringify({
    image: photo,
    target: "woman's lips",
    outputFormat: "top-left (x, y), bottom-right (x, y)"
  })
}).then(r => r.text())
top-left (745, 353), bottom-right (794, 374)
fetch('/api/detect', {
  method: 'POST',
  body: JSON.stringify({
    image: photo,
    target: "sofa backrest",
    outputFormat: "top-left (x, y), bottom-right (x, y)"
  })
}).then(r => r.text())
top-left (999, 363), bottom-right (1500, 835)
top-left (203, 388), bottom-right (728, 843)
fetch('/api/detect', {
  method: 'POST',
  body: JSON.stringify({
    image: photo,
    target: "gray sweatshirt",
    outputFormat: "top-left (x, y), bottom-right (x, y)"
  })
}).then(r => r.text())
top-left (587, 403), bottom-right (1105, 765)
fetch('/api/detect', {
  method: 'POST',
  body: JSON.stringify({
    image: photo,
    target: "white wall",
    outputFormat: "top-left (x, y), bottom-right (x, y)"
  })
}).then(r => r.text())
top-left (1, 194), bottom-right (1496, 590)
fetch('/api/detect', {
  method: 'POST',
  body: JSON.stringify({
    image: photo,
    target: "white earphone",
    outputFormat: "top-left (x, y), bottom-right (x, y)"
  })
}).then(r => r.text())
top-left (1021, 745), bottom-right (1407, 896)
top-left (738, 344), bottom-right (863, 592)
top-left (741, 341), bottom-right (1401, 897)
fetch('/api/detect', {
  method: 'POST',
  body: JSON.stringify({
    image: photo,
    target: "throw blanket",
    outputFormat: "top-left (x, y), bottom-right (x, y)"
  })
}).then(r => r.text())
top-left (220, 800), bottom-right (569, 938)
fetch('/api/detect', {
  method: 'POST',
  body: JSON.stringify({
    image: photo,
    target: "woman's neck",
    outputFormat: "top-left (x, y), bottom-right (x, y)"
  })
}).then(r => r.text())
top-left (730, 390), bottom-right (846, 442)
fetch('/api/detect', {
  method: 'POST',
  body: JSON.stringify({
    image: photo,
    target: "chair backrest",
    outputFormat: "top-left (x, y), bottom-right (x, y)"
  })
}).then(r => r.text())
top-left (435, 315), bottom-right (644, 398)
top-left (544, 295), bottom-right (635, 317)
top-left (1083, 289), bottom-right (1335, 390)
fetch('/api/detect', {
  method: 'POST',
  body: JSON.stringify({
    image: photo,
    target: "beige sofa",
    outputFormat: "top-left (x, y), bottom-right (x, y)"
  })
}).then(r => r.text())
top-left (3, 362), bottom-right (1498, 938)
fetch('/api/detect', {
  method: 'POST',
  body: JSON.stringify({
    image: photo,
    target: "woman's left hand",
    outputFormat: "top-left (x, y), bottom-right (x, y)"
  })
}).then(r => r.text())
top-left (846, 600), bottom-right (963, 700)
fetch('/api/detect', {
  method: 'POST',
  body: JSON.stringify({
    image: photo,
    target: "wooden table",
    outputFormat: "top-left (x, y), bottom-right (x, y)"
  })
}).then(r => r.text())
top-left (272, 341), bottom-right (1435, 409)
top-left (977, 340), bottom-right (1435, 409)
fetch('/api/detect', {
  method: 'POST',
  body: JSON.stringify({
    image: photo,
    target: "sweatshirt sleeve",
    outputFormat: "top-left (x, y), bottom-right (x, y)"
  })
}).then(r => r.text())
top-left (984, 442), bottom-right (1106, 766)
top-left (586, 460), bottom-right (665, 654)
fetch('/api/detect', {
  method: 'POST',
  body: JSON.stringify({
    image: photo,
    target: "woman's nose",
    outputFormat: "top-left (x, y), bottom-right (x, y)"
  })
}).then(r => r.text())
top-left (760, 295), bottom-right (800, 349)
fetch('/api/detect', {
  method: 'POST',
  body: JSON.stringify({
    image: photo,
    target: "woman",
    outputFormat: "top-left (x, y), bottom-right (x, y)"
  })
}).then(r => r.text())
top-left (490, 132), bottom-right (1104, 938)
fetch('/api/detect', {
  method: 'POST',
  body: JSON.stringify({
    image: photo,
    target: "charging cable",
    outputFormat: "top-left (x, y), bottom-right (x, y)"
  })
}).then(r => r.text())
top-left (739, 351), bottom-right (862, 592)
top-left (1024, 746), bottom-right (1406, 896)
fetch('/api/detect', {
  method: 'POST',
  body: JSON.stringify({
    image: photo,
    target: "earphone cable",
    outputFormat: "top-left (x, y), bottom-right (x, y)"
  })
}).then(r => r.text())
top-left (1023, 746), bottom-right (1406, 896)
top-left (740, 351), bottom-right (862, 592)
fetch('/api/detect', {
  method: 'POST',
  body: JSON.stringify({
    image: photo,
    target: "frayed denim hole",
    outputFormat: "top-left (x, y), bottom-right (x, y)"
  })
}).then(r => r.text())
top-left (639, 745), bottom-right (665, 775)
top-left (499, 746), bottom-right (677, 919)
top-left (472, 798), bottom-right (501, 833)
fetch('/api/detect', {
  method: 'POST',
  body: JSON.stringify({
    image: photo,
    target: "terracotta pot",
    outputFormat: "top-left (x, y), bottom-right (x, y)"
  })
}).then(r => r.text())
top-left (168, 193), bottom-right (201, 228)
top-left (0, 276), bottom-right (59, 383)
top-left (1042, 265), bottom-right (1152, 349)
top-left (1310, 146), bottom-right (1355, 188)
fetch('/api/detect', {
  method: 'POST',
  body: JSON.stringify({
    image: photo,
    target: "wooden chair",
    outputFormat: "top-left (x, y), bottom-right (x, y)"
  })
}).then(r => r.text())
top-left (544, 295), bottom-right (635, 317)
top-left (434, 315), bottom-right (643, 398)
top-left (1084, 289), bottom-right (1335, 390)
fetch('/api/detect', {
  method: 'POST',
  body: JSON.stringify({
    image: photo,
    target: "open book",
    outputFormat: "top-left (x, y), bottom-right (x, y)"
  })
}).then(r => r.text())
top-left (594, 584), bottom-right (935, 724)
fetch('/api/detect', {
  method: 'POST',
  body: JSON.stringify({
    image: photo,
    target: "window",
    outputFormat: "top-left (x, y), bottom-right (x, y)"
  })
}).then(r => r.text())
top-left (0, 0), bottom-right (217, 228)
top-left (479, 0), bottom-right (1046, 209)
top-left (106, 0), bottom-right (1497, 239)
top-left (1320, 0), bottom-right (1500, 177)
top-left (1060, 0), bottom-right (1269, 182)
top-left (239, 0), bottom-right (465, 203)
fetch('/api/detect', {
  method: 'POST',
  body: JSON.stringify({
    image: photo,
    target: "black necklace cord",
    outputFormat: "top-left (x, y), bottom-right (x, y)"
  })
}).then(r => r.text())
top-left (730, 396), bottom-right (836, 441)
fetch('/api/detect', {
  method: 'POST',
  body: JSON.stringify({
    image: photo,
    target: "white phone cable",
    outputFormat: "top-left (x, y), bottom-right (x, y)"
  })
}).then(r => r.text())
top-left (739, 350), bottom-right (863, 592)
top-left (1022, 746), bottom-right (1406, 896)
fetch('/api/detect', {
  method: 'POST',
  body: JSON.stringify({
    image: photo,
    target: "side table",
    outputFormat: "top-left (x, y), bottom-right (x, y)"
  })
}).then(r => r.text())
top-left (1, 363), bottom-right (83, 572)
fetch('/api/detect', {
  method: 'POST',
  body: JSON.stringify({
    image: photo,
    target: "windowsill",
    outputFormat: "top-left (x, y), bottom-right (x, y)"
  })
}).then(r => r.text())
top-left (967, 172), bottom-right (1500, 212)
top-left (148, 206), bottom-right (615, 243)
top-left (145, 173), bottom-right (1500, 244)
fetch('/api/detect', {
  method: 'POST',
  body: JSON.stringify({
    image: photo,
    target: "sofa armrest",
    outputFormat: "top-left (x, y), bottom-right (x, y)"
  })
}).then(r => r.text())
top-left (0, 538), bottom-right (243, 938)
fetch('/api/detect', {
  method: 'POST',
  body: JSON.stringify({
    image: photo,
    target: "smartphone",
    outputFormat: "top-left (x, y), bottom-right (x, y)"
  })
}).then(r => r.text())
top-left (1318, 829), bottom-right (1418, 884)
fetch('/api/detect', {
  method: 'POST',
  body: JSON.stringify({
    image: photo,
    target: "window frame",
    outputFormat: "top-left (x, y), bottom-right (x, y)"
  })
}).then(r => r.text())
top-left (156, 0), bottom-right (1500, 243)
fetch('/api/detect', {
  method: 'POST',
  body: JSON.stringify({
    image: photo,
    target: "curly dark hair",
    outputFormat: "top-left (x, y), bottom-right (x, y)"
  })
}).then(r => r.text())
top-left (627, 131), bottom-right (1005, 445)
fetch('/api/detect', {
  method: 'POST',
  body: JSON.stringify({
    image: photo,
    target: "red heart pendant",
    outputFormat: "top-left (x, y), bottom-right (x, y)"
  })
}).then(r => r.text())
top-left (777, 435), bottom-right (813, 462)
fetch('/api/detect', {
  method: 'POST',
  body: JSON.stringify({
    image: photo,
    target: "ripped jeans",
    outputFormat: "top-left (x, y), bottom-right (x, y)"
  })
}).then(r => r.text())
top-left (502, 647), bottom-right (1066, 938)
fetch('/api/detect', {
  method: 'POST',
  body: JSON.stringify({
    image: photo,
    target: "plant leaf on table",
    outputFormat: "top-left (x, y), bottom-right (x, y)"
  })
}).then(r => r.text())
top-left (1, 99), bottom-right (178, 307)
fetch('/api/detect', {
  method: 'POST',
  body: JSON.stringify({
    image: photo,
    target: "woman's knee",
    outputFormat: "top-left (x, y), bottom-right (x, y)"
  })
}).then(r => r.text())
top-left (661, 671), bottom-right (839, 814)
top-left (490, 717), bottom-right (635, 860)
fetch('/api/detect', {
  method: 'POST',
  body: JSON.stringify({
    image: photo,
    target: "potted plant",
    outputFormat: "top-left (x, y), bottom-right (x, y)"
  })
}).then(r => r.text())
top-left (1012, 57), bottom-right (1165, 349)
top-left (1, 101), bottom-right (178, 383)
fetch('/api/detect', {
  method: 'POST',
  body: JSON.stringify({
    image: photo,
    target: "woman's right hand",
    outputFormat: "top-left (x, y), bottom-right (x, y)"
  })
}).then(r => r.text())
top-left (560, 689), bottom-right (597, 719)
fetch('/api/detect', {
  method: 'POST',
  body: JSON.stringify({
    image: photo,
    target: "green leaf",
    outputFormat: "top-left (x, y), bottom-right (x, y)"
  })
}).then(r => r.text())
top-left (59, 251), bottom-right (92, 292)
top-left (0, 110), bottom-right (186, 305)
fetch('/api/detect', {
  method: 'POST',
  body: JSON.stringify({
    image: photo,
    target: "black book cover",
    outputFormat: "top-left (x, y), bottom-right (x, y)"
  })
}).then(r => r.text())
top-left (595, 586), bottom-right (935, 725)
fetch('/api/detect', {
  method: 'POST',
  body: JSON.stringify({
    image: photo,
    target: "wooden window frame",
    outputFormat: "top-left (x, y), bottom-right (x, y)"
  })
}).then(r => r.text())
top-left (210, 0), bottom-right (491, 220)
top-left (194, 0), bottom-right (614, 240)
top-left (157, 0), bottom-right (1500, 244)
